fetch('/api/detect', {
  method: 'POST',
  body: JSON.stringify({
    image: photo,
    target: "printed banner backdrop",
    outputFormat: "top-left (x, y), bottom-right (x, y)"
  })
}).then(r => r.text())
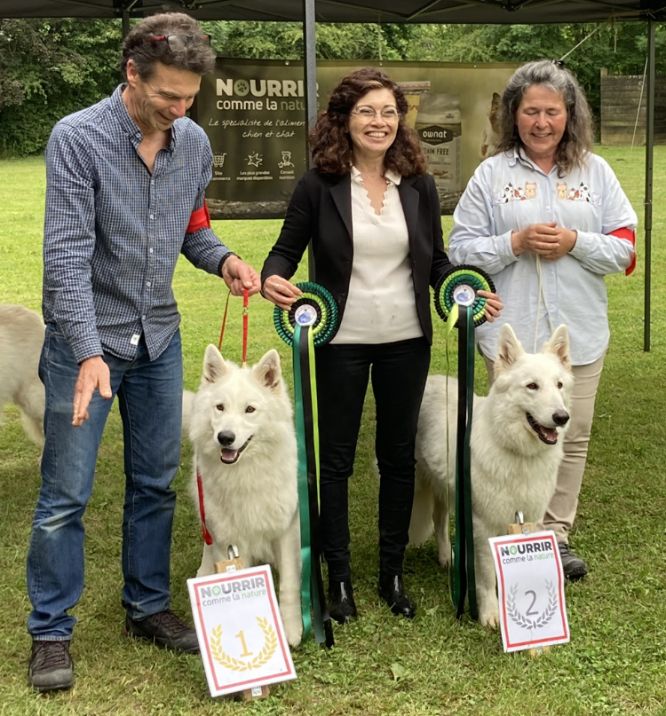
top-left (194, 60), bottom-right (518, 219)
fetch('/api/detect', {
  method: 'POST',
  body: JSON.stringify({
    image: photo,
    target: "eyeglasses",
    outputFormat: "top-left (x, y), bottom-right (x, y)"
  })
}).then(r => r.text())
top-left (147, 34), bottom-right (211, 52)
top-left (351, 105), bottom-right (401, 121)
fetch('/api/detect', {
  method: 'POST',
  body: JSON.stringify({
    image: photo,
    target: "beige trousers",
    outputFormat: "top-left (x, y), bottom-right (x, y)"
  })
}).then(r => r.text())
top-left (483, 353), bottom-right (605, 543)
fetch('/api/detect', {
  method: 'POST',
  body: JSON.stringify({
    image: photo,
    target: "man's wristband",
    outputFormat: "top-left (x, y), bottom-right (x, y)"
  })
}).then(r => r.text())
top-left (218, 251), bottom-right (238, 276)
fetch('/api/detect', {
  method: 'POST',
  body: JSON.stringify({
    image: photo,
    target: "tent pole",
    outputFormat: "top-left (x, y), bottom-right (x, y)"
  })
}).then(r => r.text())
top-left (643, 18), bottom-right (654, 352)
top-left (302, 0), bottom-right (317, 157)
top-left (303, 0), bottom-right (317, 278)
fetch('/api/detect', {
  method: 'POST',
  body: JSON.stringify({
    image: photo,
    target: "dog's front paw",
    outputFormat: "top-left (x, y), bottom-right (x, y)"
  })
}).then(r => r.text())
top-left (478, 610), bottom-right (499, 629)
top-left (282, 613), bottom-right (303, 648)
top-left (280, 603), bottom-right (303, 647)
top-left (478, 596), bottom-right (500, 629)
top-left (438, 545), bottom-right (451, 569)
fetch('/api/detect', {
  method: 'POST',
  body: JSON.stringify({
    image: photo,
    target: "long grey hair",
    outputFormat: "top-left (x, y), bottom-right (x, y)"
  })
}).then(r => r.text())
top-left (495, 59), bottom-right (593, 174)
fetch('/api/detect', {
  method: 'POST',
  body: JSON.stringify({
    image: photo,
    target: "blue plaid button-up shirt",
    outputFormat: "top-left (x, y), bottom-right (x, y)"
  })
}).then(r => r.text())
top-left (43, 84), bottom-right (230, 363)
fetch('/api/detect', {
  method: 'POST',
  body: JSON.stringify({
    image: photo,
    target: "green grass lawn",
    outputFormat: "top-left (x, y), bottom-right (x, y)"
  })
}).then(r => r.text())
top-left (0, 148), bottom-right (665, 715)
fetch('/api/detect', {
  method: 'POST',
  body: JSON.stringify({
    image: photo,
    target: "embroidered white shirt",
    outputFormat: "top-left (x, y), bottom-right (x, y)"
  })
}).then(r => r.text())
top-left (449, 148), bottom-right (637, 363)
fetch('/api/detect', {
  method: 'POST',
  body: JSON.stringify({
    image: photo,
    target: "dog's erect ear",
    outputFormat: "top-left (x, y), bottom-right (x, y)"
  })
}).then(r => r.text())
top-left (543, 324), bottom-right (571, 370)
top-left (494, 323), bottom-right (525, 375)
top-left (202, 344), bottom-right (228, 384)
top-left (253, 349), bottom-right (282, 390)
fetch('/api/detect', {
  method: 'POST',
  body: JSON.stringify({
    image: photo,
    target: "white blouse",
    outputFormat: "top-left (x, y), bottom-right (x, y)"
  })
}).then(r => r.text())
top-left (333, 167), bottom-right (422, 344)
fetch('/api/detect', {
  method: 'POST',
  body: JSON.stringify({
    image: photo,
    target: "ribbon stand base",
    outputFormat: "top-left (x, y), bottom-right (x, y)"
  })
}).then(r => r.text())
top-left (506, 513), bottom-right (550, 658)
top-left (215, 546), bottom-right (271, 701)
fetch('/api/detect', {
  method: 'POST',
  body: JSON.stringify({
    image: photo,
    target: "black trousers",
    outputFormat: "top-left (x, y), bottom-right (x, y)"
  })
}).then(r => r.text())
top-left (315, 337), bottom-right (430, 581)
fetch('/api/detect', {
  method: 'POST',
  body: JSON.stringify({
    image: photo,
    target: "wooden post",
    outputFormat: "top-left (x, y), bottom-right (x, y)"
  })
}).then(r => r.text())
top-left (506, 512), bottom-right (550, 658)
top-left (215, 546), bottom-right (271, 701)
top-left (506, 511), bottom-right (537, 537)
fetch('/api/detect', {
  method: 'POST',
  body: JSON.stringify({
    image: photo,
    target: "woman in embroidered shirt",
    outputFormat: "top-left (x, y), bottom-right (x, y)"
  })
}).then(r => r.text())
top-left (261, 68), bottom-right (501, 624)
top-left (449, 59), bottom-right (637, 581)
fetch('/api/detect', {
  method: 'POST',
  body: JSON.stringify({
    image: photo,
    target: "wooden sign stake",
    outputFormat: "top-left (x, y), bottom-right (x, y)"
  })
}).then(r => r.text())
top-left (215, 545), bottom-right (271, 701)
top-left (505, 512), bottom-right (550, 658)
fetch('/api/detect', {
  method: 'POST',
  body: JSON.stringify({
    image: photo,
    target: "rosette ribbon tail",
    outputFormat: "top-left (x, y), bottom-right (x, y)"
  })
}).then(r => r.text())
top-left (451, 305), bottom-right (479, 620)
top-left (293, 323), bottom-right (334, 648)
top-left (433, 265), bottom-right (493, 620)
top-left (274, 282), bottom-right (338, 646)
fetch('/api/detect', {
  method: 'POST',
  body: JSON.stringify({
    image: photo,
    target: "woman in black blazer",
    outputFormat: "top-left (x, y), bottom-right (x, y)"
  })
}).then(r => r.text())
top-left (262, 68), bottom-right (500, 624)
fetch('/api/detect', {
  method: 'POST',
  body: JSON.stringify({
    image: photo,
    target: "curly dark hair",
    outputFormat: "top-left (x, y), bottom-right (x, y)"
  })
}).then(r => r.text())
top-left (495, 59), bottom-right (593, 174)
top-left (121, 12), bottom-right (216, 80)
top-left (311, 67), bottom-right (427, 177)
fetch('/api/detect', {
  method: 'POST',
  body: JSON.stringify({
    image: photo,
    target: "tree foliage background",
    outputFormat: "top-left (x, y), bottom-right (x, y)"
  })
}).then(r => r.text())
top-left (0, 19), bottom-right (122, 155)
top-left (0, 18), bottom-right (664, 156)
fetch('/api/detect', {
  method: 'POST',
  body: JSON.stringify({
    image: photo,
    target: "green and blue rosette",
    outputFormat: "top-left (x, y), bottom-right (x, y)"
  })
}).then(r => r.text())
top-left (274, 281), bottom-right (338, 348)
top-left (433, 265), bottom-right (495, 621)
top-left (433, 264), bottom-right (496, 329)
top-left (274, 282), bottom-right (338, 648)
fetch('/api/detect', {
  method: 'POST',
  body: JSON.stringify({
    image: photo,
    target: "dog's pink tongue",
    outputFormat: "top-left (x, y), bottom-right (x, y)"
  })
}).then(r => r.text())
top-left (220, 448), bottom-right (238, 463)
top-left (542, 427), bottom-right (558, 444)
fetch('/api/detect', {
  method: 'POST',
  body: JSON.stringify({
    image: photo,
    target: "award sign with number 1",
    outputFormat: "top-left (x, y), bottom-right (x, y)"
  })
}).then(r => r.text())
top-left (188, 565), bottom-right (297, 698)
top-left (488, 530), bottom-right (570, 653)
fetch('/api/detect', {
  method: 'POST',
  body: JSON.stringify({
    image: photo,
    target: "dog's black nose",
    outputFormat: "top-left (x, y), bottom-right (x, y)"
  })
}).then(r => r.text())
top-left (217, 431), bottom-right (235, 447)
top-left (553, 410), bottom-right (569, 426)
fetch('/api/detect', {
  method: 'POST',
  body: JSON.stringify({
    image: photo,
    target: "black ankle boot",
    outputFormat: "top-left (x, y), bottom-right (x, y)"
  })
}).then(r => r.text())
top-left (328, 579), bottom-right (357, 624)
top-left (378, 574), bottom-right (416, 619)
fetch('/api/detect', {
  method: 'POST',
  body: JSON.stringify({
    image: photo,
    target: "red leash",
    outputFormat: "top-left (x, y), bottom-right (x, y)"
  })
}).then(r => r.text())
top-left (241, 287), bottom-right (249, 365)
top-left (200, 288), bottom-right (250, 544)
top-left (196, 469), bottom-right (214, 546)
top-left (217, 288), bottom-right (250, 365)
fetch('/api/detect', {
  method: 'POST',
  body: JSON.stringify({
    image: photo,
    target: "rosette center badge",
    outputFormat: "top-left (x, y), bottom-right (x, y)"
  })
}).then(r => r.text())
top-left (294, 304), bottom-right (318, 326)
top-left (452, 284), bottom-right (476, 307)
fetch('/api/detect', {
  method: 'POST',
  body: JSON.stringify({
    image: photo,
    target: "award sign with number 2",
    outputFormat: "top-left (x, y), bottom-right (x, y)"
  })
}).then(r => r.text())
top-left (488, 530), bottom-right (570, 653)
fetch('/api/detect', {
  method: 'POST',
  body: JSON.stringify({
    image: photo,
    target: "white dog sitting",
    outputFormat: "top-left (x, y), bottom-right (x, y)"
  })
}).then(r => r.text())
top-left (410, 324), bottom-right (573, 627)
top-left (186, 345), bottom-right (302, 647)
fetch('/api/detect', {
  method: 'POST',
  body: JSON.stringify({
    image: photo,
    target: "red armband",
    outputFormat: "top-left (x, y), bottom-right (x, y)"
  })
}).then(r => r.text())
top-left (609, 227), bottom-right (636, 276)
top-left (186, 200), bottom-right (211, 234)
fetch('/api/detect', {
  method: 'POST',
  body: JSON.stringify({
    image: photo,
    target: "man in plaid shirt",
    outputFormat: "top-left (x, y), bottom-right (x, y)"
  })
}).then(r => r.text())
top-left (26, 12), bottom-right (260, 692)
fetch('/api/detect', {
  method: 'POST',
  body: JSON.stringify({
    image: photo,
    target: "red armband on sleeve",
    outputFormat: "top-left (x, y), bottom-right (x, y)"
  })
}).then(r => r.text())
top-left (186, 201), bottom-right (211, 234)
top-left (609, 227), bottom-right (636, 276)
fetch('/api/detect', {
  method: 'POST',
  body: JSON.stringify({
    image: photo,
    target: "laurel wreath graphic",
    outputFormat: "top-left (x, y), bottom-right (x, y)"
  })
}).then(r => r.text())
top-left (507, 581), bottom-right (558, 630)
top-left (210, 617), bottom-right (278, 672)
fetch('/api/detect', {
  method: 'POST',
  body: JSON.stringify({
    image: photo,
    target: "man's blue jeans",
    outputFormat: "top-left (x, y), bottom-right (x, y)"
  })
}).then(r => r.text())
top-left (27, 326), bottom-right (183, 640)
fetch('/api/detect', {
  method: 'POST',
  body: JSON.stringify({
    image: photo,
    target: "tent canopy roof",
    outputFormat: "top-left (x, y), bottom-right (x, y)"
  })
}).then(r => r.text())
top-left (1, 0), bottom-right (665, 23)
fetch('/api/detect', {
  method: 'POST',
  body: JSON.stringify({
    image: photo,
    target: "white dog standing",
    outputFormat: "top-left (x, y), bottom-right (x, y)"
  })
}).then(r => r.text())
top-left (410, 324), bottom-right (573, 627)
top-left (0, 304), bottom-right (45, 446)
top-left (186, 345), bottom-right (302, 647)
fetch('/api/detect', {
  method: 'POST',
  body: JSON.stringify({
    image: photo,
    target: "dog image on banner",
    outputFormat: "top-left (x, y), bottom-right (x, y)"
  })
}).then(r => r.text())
top-left (409, 324), bottom-right (573, 627)
top-left (184, 345), bottom-right (302, 647)
top-left (0, 304), bottom-right (45, 447)
top-left (480, 91), bottom-right (502, 159)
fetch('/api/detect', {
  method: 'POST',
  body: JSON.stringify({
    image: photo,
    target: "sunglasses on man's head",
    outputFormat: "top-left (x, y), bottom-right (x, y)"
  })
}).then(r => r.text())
top-left (146, 34), bottom-right (211, 52)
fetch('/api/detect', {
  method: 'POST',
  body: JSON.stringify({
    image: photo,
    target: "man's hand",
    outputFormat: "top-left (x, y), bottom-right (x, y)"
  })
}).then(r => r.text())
top-left (72, 356), bottom-right (112, 426)
top-left (221, 254), bottom-right (261, 295)
top-left (511, 223), bottom-right (577, 260)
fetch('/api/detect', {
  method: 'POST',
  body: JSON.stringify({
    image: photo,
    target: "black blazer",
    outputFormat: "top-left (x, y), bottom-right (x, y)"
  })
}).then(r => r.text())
top-left (261, 168), bottom-right (451, 344)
